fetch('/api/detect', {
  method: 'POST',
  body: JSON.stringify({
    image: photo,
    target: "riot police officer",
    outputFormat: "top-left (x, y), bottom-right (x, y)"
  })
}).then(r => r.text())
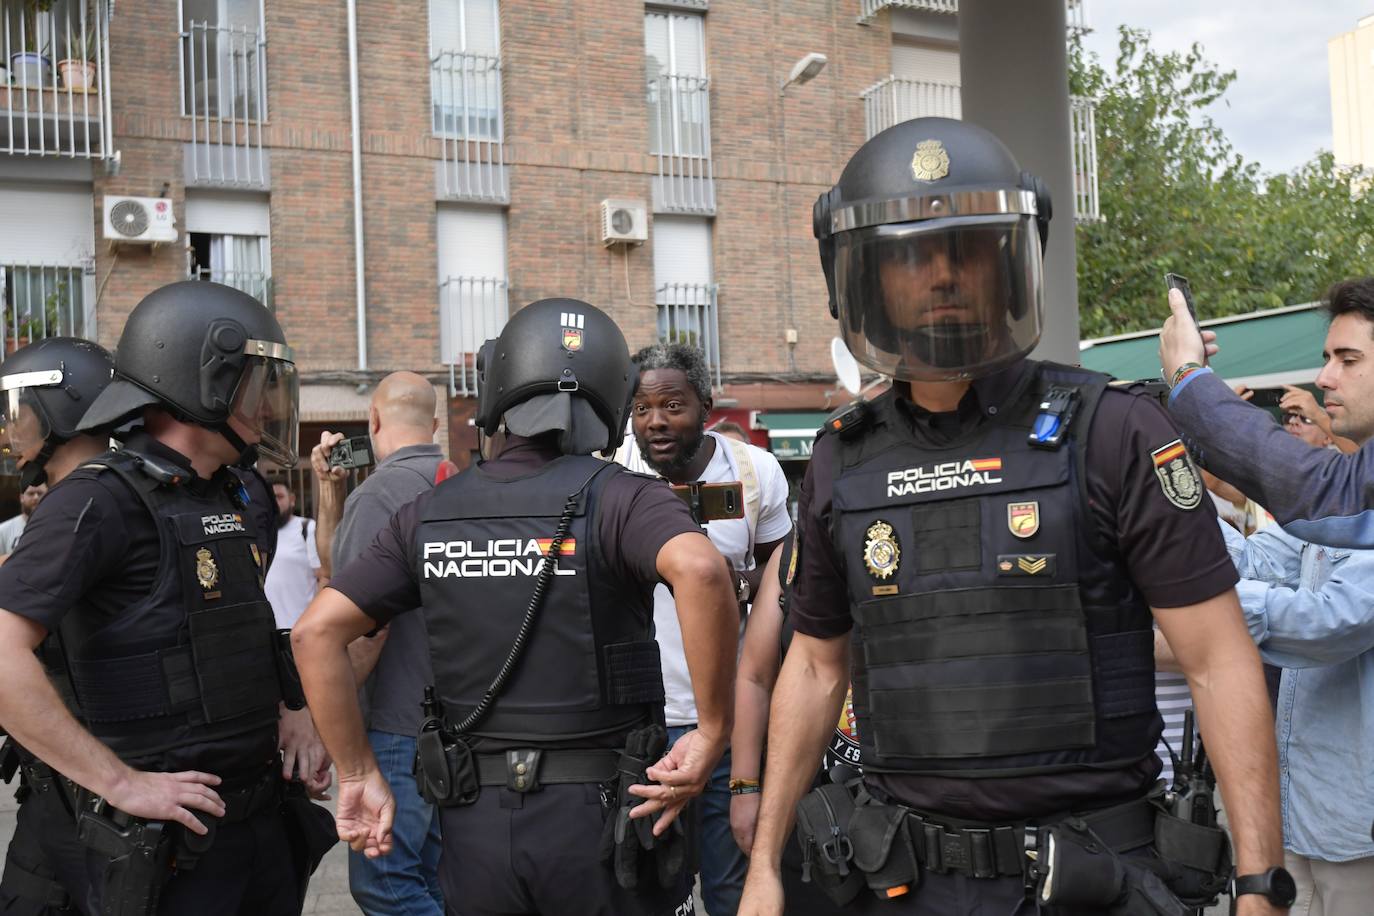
top-left (292, 298), bottom-right (740, 916)
top-left (0, 336), bottom-right (115, 914)
top-left (0, 282), bottom-right (334, 915)
top-left (736, 119), bottom-right (1294, 916)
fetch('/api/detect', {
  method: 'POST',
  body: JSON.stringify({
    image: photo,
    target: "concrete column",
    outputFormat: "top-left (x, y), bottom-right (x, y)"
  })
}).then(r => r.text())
top-left (959, 0), bottom-right (1079, 363)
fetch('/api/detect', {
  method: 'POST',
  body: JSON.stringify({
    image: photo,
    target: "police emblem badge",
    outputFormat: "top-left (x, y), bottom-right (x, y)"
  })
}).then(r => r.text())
top-left (863, 520), bottom-right (900, 580)
top-left (195, 547), bottom-right (219, 590)
top-left (911, 139), bottom-right (950, 182)
top-left (1007, 501), bottom-right (1040, 539)
top-left (1150, 439), bottom-right (1202, 511)
top-left (560, 310), bottom-right (585, 352)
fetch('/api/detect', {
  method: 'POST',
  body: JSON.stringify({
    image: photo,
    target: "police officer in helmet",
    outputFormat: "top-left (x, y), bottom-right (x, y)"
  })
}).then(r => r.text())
top-left (737, 118), bottom-right (1292, 915)
top-left (0, 282), bottom-right (334, 915)
top-left (0, 336), bottom-right (114, 914)
top-left (293, 298), bottom-right (739, 916)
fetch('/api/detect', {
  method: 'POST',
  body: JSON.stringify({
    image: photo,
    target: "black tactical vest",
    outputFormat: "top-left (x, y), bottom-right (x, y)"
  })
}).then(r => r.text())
top-left (51, 451), bottom-right (282, 767)
top-left (831, 362), bottom-right (1159, 778)
top-left (417, 454), bottom-right (665, 744)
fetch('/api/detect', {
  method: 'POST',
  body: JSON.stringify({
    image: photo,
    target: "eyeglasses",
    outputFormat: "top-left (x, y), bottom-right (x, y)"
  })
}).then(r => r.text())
top-left (1283, 413), bottom-right (1316, 427)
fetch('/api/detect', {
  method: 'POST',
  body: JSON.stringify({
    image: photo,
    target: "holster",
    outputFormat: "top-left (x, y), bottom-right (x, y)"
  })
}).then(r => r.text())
top-left (848, 794), bottom-right (920, 900)
top-left (1036, 817), bottom-right (1188, 916)
top-left (794, 782), bottom-right (864, 906)
top-left (0, 737), bottom-right (19, 785)
top-left (597, 724), bottom-right (686, 891)
top-left (76, 807), bottom-right (173, 916)
top-left (1152, 806), bottom-right (1232, 906)
top-left (414, 721), bottom-right (479, 807)
top-left (274, 630), bottom-right (306, 711)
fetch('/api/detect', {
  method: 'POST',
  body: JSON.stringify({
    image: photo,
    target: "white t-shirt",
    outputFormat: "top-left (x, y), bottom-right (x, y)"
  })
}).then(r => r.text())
top-left (0, 514), bottom-right (27, 555)
top-left (642, 432), bottom-right (793, 725)
top-left (265, 515), bottom-right (321, 629)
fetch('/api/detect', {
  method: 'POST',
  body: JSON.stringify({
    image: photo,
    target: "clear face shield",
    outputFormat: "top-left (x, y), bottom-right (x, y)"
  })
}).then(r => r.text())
top-left (0, 369), bottom-right (61, 463)
top-left (228, 342), bottom-right (299, 467)
top-left (831, 214), bottom-right (1045, 381)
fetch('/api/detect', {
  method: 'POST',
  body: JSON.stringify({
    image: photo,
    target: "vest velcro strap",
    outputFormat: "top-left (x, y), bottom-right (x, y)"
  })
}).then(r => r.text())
top-left (187, 602), bottom-right (281, 723)
top-left (602, 640), bottom-right (666, 706)
top-left (473, 749), bottom-right (619, 788)
top-left (70, 651), bottom-right (193, 722)
top-left (1092, 630), bottom-right (1158, 720)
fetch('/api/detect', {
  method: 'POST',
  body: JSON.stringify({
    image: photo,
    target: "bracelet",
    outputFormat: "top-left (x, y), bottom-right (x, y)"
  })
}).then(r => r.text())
top-left (728, 777), bottom-right (761, 795)
top-left (1170, 362), bottom-right (1205, 389)
top-left (730, 784), bottom-right (762, 796)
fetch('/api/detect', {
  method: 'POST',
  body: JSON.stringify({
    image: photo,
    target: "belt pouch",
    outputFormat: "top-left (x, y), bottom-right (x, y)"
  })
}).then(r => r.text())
top-left (1037, 820), bottom-right (1126, 908)
top-left (1153, 809), bottom-right (1232, 905)
top-left (415, 725), bottom-right (478, 806)
top-left (849, 801), bottom-right (918, 898)
top-left (794, 783), bottom-right (864, 906)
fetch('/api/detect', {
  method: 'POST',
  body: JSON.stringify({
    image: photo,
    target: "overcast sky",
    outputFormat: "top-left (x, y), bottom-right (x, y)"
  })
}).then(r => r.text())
top-left (1081, 1), bottom-right (1369, 174)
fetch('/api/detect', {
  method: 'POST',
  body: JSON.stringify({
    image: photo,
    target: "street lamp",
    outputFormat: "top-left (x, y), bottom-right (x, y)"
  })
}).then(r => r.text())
top-left (781, 52), bottom-right (828, 93)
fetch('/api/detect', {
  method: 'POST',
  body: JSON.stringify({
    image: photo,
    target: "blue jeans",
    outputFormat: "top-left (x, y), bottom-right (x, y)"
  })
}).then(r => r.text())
top-left (669, 724), bottom-right (747, 916)
top-left (349, 730), bottom-right (444, 916)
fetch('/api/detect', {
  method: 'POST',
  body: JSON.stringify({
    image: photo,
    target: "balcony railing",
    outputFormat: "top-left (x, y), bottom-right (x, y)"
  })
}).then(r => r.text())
top-left (859, 0), bottom-right (1088, 30)
top-left (861, 78), bottom-right (1101, 223)
top-left (189, 267), bottom-right (273, 308)
top-left (1070, 95), bottom-right (1100, 221)
top-left (861, 76), bottom-right (960, 138)
top-left (441, 275), bottom-right (508, 396)
top-left (180, 20), bottom-right (267, 187)
top-left (649, 73), bottom-right (715, 214)
top-left (0, 262), bottom-right (90, 356)
top-left (0, 0), bottom-right (113, 159)
top-left (432, 50), bottom-right (508, 203)
top-left (657, 282), bottom-right (721, 389)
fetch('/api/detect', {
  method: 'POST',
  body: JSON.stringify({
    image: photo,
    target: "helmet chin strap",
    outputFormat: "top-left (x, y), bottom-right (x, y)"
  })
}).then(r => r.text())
top-left (216, 422), bottom-right (260, 469)
top-left (18, 439), bottom-right (60, 489)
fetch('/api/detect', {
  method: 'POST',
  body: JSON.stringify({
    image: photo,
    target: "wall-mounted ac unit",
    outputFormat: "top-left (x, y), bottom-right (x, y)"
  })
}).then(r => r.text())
top-left (600, 199), bottom-right (648, 247)
top-left (103, 196), bottom-right (178, 244)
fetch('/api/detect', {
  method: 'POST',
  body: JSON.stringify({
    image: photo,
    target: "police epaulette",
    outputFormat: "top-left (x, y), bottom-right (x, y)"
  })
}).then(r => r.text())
top-left (1110, 377), bottom-right (1171, 410)
top-left (819, 400), bottom-right (871, 440)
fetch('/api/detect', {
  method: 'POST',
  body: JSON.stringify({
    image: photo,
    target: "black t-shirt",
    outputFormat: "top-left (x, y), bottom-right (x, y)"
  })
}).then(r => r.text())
top-left (0, 433), bottom-right (277, 637)
top-left (329, 435), bottom-right (702, 624)
top-left (789, 363), bottom-right (1240, 820)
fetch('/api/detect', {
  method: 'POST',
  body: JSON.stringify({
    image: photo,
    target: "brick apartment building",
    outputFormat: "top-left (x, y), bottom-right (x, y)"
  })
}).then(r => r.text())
top-left (0, 0), bottom-right (1095, 512)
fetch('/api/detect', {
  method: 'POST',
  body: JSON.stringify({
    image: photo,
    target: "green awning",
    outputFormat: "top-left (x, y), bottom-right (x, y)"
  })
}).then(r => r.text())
top-left (1078, 303), bottom-right (1328, 386)
top-left (758, 411), bottom-right (830, 461)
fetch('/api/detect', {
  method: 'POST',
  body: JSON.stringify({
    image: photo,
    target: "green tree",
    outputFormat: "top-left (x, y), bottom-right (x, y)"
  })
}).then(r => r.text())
top-left (1073, 28), bottom-right (1374, 338)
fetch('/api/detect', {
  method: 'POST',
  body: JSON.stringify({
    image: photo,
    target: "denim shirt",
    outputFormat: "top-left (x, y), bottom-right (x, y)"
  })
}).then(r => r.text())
top-left (1219, 521), bottom-right (1374, 861)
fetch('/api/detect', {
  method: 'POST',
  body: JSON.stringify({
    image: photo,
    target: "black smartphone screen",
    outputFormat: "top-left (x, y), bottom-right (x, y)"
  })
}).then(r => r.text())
top-left (1164, 273), bottom-right (1207, 366)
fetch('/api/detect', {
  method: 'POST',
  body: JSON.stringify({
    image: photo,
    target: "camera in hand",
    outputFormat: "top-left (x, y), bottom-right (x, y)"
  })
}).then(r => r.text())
top-left (328, 436), bottom-right (374, 470)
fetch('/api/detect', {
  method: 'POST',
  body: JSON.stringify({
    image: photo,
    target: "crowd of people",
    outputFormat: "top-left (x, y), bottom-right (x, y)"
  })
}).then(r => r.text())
top-left (2, 113), bottom-right (1374, 916)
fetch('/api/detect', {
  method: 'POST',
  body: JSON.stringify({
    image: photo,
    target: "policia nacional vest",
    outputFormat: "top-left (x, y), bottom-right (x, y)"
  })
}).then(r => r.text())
top-left (831, 362), bottom-right (1159, 779)
top-left (416, 454), bottom-right (665, 744)
top-left (48, 450), bottom-right (283, 766)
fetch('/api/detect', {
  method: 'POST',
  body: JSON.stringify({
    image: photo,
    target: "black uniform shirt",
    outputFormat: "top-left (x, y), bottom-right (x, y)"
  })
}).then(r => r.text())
top-left (0, 431), bottom-right (277, 640)
top-left (789, 362), bottom-right (1240, 820)
top-left (330, 435), bottom-right (702, 624)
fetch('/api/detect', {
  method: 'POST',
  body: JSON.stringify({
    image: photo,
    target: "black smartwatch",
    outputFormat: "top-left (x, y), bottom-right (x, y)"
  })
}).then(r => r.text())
top-left (1231, 867), bottom-right (1297, 908)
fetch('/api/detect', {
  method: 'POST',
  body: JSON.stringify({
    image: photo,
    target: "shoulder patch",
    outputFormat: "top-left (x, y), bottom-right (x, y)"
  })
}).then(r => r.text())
top-left (1150, 439), bottom-right (1203, 511)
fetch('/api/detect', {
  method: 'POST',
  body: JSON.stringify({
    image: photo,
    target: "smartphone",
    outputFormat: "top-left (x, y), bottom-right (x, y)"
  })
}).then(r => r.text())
top-left (1248, 387), bottom-right (1285, 408)
top-left (1164, 273), bottom-right (1208, 366)
top-left (670, 481), bottom-right (745, 526)
top-left (328, 436), bottom-right (374, 470)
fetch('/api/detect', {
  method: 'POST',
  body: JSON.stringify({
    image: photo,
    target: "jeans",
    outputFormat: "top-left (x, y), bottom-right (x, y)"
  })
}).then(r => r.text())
top-left (349, 730), bottom-right (444, 916)
top-left (669, 724), bottom-right (747, 915)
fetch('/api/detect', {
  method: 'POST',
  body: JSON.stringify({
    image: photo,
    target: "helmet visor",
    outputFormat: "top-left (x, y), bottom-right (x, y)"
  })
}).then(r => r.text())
top-left (229, 354), bottom-right (299, 467)
top-left (831, 214), bottom-right (1044, 381)
top-left (0, 369), bottom-right (60, 459)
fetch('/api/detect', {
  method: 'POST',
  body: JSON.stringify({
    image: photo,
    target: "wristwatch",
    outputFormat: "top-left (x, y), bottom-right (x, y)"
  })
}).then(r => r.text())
top-left (1231, 867), bottom-right (1297, 908)
top-left (735, 572), bottom-right (751, 604)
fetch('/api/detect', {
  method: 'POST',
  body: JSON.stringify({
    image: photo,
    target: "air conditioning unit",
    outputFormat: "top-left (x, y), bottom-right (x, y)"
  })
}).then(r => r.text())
top-left (600, 199), bottom-right (648, 247)
top-left (103, 196), bottom-right (178, 244)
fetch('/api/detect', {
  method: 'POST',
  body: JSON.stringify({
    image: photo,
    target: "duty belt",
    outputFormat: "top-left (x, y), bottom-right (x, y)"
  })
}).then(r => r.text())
top-left (74, 762), bottom-right (282, 828)
top-left (907, 794), bottom-right (1158, 880)
top-left (474, 749), bottom-right (620, 793)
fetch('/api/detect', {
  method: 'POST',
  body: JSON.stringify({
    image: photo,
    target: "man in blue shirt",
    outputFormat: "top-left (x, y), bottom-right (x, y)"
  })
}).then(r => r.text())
top-left (1159, 278), bottom-right (1374, 546)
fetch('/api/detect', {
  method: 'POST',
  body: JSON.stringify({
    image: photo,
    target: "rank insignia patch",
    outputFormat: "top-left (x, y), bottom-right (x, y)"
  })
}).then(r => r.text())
top-left (195, 547), bottom-right (219, 590)
top-left (863, 520), bottom-right (901, 580)
top-left (560, 310), bottom-right (585, 351)
top-left (911, 139), bottom-right (950, 182)
top-left (1007, 501), bottom-right (1040, 539)
top-left (249, 543), bottom-right (261, 568)
top-left (1150, 439), bottom-right (1202, 511)
top-left (997, 554), bottom-right (1056, 577)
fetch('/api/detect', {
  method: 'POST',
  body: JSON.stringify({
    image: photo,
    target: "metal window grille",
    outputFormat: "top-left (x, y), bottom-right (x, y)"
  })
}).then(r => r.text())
top-left (432, 50), bottom-right (507, 202)
top-left (656, 282), bottom-right (721, 389)
top-left (1070, 95), bottom-right (1100, 222)
top-left (0, 262), bottom-right (90, 356)
top-left (0, 0), bottom-right (113, 159)
top-left (179, 17), bottom-right (267, 186)
top-left (440, 275), bottom-right (508, 396)
top-left (649, 73), bottom-right (714, 213)
top-left (188, 267), bottom-right (273, 308)
top-left (861, 76), bottom-right (961, 138)
top-left (858, 0), bottom-right (1088, 28)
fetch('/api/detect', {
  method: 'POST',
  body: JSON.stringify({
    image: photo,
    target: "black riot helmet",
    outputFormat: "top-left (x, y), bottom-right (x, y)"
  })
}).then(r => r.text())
top-left (474, 298), bottom-right (634, 455)
top-left (0, 337), bottom-right (114, 487)
top-left (813, 117), bottom-right (1053, 382)
top-left (78, 281), bottom-right (299, 467)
